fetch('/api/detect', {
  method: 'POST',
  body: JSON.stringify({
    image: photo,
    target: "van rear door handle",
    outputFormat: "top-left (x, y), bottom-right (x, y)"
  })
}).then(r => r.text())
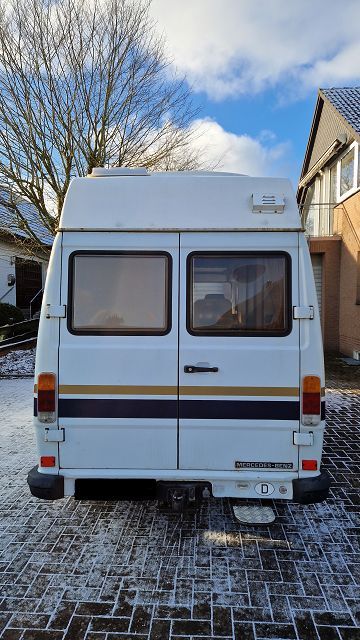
top-left (184, 365), bottom-right (219, 373)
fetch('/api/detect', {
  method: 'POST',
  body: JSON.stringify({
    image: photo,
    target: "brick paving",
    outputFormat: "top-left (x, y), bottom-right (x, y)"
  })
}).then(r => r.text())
top-left (0, 357), bottom-right (359, 640)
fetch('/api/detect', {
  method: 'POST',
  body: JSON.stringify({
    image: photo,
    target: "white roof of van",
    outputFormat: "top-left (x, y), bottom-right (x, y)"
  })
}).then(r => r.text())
top-left (59, 170), bottom-right (301, 232)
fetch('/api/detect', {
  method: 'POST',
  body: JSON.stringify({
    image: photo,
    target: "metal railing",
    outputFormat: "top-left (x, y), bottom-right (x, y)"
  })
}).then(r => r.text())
top-left (300, 203), bottom-right (337, 237)
top-left (29, 288), bottom-right (44, 318)
top-left (0, 318), bottom-right (39, 348)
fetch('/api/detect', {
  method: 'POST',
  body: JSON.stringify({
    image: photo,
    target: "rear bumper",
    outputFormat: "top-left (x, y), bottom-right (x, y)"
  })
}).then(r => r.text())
top-left (27, 466), bottom-right (64, 500)
top-left (292, 470), bottom-right (331, 504)
top-left (27, 466), bottom-right (331, 505)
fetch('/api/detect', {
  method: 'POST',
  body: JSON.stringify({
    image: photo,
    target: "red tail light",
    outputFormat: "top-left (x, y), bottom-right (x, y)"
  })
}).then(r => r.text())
top-left (37, 373), bottom-right (56, 423)
top-left (302, 375), bottom-right (321, 425)
top-left (303, 393), bottom-right (321, 415)
top-left (302, 460), bottom-right (318, 471)
top-left (40, 456), bottom-right (56, 467)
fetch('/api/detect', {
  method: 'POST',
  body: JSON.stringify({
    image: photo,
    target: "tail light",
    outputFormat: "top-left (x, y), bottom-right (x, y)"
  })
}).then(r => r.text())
top-left (302, 460), bottom-right (318, 471)
top-left (37, 373), bottom-right (56, 423)
top-left (40, 456), bottom-right (56, 467)
top-left (302, 375), bottom-right (321, 426)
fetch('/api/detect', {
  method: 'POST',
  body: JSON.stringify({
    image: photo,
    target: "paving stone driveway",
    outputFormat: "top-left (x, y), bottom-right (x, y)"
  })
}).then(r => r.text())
top-left (0, 358), bottom-right (359, 640)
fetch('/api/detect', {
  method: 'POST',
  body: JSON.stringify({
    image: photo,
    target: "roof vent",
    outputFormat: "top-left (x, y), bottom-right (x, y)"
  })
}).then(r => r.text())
top-left (252, 193), bottom-right (285, 213)
top-left (90, 167), bottom-right (148, 177)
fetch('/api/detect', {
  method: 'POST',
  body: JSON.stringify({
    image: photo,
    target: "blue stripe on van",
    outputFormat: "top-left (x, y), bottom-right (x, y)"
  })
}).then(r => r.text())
top-left (34, 399), bottom-right (325, 420)
top-left (180, 400), bottom-right (300, 420)
top-left (58, 398), bottom-right (177, 419)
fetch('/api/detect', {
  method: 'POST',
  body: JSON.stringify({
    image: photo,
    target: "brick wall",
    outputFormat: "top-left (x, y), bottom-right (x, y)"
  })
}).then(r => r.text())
top-left (309, 237), bottom-right (341, 352)
top-left (336, 193), bottom-right (360, 357)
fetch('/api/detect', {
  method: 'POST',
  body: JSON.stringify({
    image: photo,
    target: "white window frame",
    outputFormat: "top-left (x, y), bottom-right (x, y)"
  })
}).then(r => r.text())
top-left (337, 141), bottom-right (359, 202)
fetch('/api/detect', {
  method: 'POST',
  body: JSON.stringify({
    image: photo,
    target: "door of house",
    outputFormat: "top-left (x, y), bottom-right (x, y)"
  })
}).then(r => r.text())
top-left (15, 258), bottom-right (43, 313)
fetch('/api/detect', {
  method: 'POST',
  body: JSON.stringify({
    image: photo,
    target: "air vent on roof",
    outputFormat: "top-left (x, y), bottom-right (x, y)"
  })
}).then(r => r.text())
top-left (252, 193), bottom-right (285, 213)
top-left (90, 167), bottom-right (148, 177)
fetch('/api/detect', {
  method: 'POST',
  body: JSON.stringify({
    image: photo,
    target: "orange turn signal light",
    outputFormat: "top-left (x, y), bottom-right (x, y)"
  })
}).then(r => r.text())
top-left (303, 375), bottom-right (321, 394)
top-left (38, 373), bottom-right (56, 413)
top-left (302, 375), bottom-right (321, 418)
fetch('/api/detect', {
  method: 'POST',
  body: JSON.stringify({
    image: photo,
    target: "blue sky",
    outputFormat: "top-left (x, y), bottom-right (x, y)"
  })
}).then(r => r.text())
top-left (150, 0), bottom-right (360, 189)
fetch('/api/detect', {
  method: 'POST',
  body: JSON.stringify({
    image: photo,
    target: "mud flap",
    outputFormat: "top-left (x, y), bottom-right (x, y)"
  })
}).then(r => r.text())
top-left (292, 470), bottom-right (331, 504)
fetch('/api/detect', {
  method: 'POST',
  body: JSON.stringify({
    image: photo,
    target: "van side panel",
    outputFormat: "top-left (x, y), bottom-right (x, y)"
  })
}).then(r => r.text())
top-left (298, 233), bottom-right (325, 476)
top-left (34, 233), bottom-right (63, 473)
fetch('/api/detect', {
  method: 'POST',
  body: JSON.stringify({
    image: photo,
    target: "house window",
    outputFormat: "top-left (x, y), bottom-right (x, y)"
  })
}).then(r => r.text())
top-left (340, 148), bottom-right (355, 196)
top-left (329, 163), bottom-right (337, 204)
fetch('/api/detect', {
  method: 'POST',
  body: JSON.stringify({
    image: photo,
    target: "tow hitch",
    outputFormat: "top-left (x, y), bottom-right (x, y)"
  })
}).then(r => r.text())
top-left (157, 482), bottom-right (211, 512)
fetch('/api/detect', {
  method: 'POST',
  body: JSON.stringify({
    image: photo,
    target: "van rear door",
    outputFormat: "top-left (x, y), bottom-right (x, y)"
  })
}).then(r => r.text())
top-left (58, 232), bottom-right (179, 470)
top-left (178, 232), bottom-right (300, 472)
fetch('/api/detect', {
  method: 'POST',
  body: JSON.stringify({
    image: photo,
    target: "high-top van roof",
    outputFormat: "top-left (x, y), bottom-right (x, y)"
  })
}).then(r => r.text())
top-left (59, 169), bottom-right (301, 232)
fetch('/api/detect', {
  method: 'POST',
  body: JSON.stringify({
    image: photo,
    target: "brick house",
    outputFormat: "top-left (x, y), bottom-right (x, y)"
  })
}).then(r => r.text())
top-left (297, 87), bottom-right (360, 357)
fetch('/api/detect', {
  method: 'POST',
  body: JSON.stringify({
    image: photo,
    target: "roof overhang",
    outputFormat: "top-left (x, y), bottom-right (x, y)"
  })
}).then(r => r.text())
top-left (298, 133), bottom-right (347, 190)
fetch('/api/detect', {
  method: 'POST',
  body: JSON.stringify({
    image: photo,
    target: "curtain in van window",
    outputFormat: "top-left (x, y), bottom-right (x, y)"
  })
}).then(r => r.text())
top-left (190, 254), bottom-right (288, 334)
top-left (71, 254), bottom-right (169, 332)
top-left (242, 257), bottom-right (285, 331)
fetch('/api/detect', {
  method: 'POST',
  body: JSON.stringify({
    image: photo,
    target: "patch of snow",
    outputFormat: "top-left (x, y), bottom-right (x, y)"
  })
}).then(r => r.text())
top-left (0, 347), bottom-right (36, 376)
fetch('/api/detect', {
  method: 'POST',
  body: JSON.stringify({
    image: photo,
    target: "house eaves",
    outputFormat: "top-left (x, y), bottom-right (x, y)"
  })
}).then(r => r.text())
top-left (297, 87), bottom-right (360, 204)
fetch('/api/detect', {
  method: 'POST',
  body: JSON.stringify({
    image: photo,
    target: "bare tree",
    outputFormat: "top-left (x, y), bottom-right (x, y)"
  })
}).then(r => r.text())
top-left (0, 0), bottom-right (202, 252)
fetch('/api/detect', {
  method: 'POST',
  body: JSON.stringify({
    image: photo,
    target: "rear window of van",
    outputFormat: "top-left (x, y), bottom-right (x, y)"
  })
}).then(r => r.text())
top-left (68, 252), bottom-right (171, 335)
top-left (188, 252), bottom-right (291, 336)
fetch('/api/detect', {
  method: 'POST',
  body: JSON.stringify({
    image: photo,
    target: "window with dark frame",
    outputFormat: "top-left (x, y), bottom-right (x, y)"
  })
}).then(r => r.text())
top-left (188, 253), bottom-right (291, 336)
top-left (69, 253), bottom-right (171, 335)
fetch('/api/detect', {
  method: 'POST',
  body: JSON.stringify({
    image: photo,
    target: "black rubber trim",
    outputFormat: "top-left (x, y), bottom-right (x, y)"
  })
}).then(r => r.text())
top-left (292, 470), bottom-right (331, 504)
top-left (27, 465), bottom-right (64, 500)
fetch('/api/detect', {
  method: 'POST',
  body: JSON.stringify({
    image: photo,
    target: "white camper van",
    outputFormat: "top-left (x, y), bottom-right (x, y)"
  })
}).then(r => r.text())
top-left (28, 169), bottom-right (330, 510)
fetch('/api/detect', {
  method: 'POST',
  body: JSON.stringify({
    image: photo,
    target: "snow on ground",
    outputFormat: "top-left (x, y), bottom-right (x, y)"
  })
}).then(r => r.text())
top-left (0, 373), bottom-right (359, 639)
top-left (0, 347), bottom-right (36, 376)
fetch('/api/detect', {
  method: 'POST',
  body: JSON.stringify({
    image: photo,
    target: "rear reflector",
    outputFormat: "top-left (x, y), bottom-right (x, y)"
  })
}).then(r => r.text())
top-left (40, 456), bottom-right (56, 467)
top-left (302, 459), bottom-right (318, 471)
top-left (302, 375), bottom-right (321, 425)
top-left (37, 373), bottom-right (56, 423)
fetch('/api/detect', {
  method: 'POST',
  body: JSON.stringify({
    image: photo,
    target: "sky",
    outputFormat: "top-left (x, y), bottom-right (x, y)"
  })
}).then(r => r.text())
top-left (150, 0), bottom-right (360, 188)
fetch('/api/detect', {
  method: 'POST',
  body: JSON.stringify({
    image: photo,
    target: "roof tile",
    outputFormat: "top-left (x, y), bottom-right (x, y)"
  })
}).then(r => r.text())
top-left (322, 87), bottom-right (360, 136)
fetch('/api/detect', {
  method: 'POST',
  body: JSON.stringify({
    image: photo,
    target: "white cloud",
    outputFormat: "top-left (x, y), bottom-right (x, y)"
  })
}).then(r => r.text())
top-left (188, 118), bottom-right (291, 178)
top-left (150, 0), bottom-right (360, 99)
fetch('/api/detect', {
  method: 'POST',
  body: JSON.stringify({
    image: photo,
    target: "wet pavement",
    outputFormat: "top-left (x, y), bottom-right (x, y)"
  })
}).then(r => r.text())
top-left (0, 357), bottom-right (359, 640)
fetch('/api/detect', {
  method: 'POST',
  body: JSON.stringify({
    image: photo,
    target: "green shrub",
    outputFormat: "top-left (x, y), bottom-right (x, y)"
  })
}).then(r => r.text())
top-left (0, 303), bottom-right (24, 326)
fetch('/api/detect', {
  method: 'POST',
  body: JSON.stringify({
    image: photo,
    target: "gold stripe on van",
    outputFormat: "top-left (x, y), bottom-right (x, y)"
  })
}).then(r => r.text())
top-left (58, 385), bottom-right (177, 395)
top-left (180, 386), bottom-right (299, 397)
top-left (55, 384), bottom-right (299, 397)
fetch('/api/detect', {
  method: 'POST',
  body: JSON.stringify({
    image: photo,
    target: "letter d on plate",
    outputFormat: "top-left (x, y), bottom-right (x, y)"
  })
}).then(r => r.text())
top-left (255, 482), bottom-right (275, 496)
